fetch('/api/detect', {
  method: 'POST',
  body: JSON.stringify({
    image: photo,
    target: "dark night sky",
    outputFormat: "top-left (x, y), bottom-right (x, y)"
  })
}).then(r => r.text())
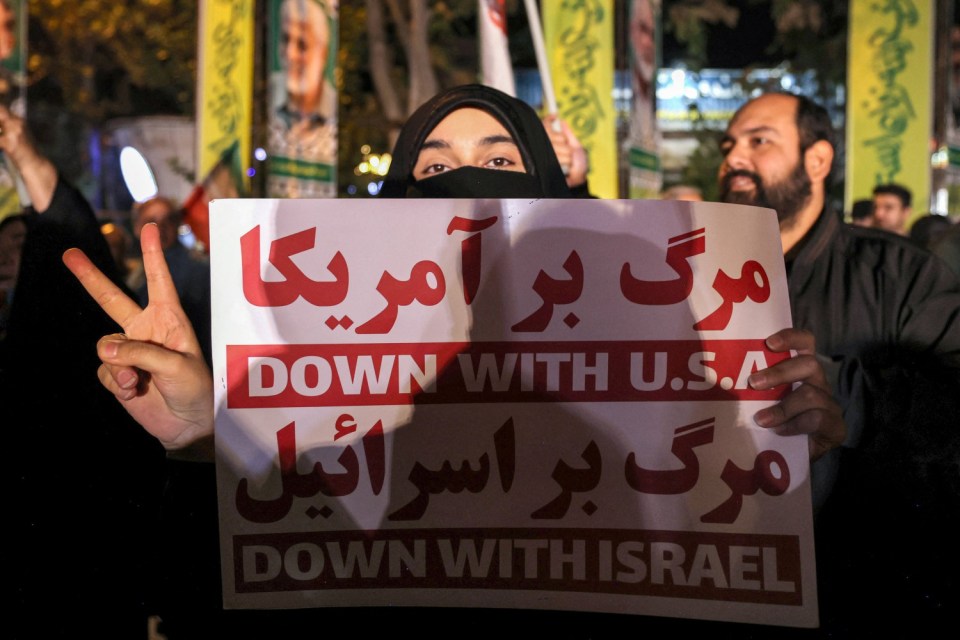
top-left (506, 1), bottom-right (781, 71)
top-left (662, 1), bottom-right (780, 69)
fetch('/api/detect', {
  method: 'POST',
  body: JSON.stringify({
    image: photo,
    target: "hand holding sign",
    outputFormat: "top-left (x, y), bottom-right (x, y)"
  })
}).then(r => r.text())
top-left (62, 223), bottom-right (214, 456)
top-left (748, 328), bottom-right (845, 461)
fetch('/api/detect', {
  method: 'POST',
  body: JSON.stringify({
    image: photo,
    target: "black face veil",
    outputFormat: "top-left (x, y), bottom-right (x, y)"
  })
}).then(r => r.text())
top-left (379, 84), bottom-right (572, 199)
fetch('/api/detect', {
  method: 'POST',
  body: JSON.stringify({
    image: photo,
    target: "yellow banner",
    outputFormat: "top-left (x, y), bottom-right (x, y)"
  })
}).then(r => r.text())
top-left (846, 0), bottom-right (933, 217)
top-left (543, 0), bottom-right (617, 198)
top-left (197, 0), bottom-right (255, 194)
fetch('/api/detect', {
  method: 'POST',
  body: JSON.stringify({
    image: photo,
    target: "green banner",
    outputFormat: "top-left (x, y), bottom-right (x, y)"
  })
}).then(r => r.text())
top-left (628, 147), bottom-right (660, 172)
top-left (846, 0), bottom-right (933, 218)
top-left (269, 156), bottom-right (334, 182)
top-left (948, 145), bottom-right (960, 169)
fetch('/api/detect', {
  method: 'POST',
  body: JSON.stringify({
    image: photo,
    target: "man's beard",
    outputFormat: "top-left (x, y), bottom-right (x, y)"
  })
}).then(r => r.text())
top-left (719, 160), bottom-right (812, 229)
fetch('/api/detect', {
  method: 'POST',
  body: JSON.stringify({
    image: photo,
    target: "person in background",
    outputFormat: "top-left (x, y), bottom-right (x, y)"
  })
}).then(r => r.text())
top-left (908, 212), bottom-right (953, 251)
top-left (132, 195), bottom-right (212, 367)
top-left (64, 85), bottom-right (845, 637)
top-left (661, 184), bottom-right (703, 201)
top-left (1, 104), bottom-right (166, 636)
top-left (719, 91), bottom-right (960, 635)
top-left (848, 198), bottom-right (873, 227)
top-left (931, 220), bottom-right (960, 278)
top-left (871, 182), bottom-right (913, 235)
top-left (542, 114), bottom-right (592, 196)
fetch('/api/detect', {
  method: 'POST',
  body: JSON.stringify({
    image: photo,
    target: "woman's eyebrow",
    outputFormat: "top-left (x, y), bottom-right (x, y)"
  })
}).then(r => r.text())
top-left (422, 135), bottom-right (516, 150)
top-left (479, 134), bottom-right (517, 147)
top-left (420, 139), bottom-right (450, 150)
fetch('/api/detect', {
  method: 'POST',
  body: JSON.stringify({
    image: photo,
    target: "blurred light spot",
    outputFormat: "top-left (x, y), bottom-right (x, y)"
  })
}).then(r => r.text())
top-left (119, 146), bottom-right (158, 203)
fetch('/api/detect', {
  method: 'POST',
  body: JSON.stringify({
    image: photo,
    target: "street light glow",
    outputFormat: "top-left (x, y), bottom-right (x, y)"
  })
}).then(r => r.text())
top-left (119, 146), bottom-right (158, 203)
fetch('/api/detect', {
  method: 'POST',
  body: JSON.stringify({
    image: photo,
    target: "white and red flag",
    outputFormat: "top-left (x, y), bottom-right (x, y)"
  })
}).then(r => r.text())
top-left (479, 0), bottom-right (515, 96)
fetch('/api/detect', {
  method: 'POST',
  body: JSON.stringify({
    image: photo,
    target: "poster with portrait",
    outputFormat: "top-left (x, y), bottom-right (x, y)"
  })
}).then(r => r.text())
top-left (626, 0), bottom-right (662, 199)
top-left (0, 0), bottom-right (26, 219)
top-left (266, 0), bottom-right (338, 198)
top-left (210, 198), bottom-right (819, 627)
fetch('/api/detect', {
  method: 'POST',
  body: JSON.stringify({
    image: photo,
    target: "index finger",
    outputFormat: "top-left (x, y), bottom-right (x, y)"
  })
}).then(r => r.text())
top-left (62, 248), bottom-right (142, 327)
top-left (766, 327), bottom-right (816, 355)
top-left (139, 222), bottom-right (182, 306)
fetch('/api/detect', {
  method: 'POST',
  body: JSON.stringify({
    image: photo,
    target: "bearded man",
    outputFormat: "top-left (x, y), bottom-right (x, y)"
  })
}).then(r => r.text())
top-left (719, 92), bottom-right (960, 635)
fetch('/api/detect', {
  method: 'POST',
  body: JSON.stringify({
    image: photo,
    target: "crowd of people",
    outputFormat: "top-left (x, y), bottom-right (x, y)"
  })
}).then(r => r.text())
top-left (3, 84), bottom-right (959, 638)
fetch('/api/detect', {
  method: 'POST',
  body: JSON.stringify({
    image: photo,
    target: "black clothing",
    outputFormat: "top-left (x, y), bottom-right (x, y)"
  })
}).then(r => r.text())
top-left (407, 165), bottom-right (551, 199)
top-left (788, 209), bottom-right (960, 635)
top-left (159, 85), bottom-right (581, 638)
top-left (788, 208), bottom-right (960, 480)
top-left (4, 179), bottom-right (166, 637)
top-left (380, 84), bottom-right (571, 199)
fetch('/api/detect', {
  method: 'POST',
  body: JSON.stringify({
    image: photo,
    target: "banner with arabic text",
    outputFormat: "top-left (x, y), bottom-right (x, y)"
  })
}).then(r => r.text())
top-left (543, 0), bottom-right (617, 198)
top-left (211, 198), bottom-right (818, 627)
top-left (197, 0), bottom-right (254, 196)
top-left (846, 0), bottom-right (933, 216)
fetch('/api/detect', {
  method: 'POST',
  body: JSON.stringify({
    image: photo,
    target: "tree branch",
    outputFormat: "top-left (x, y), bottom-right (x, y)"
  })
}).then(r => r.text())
top-left (365, 0), bottom-right (405, 143)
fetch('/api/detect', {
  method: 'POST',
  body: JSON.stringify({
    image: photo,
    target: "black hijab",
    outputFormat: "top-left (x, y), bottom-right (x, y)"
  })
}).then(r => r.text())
top-left (379, 84), bottom-right (571, 198)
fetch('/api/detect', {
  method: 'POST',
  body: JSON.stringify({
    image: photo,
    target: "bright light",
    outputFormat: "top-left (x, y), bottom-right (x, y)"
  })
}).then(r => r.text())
top-left (120, 146), bottom-right (158, 202)
top-left (367, 180), bottom-right (381, 196)
top-left (378, 153), bottom-right (392, 176)
top-left (254, 147), bottom-right (267, 161)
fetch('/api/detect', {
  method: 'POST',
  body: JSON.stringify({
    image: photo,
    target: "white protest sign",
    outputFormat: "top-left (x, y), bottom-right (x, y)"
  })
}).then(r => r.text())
top-left (210, 198), bottom-right (817, 627)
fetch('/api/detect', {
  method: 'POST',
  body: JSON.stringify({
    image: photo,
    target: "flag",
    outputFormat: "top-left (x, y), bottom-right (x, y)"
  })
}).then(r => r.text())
top-left (846, 0), bottom-right (932, 219)
top-left (479, 0), bottom-right (515, 96)
top-left (543, 0), bottom-right (617, 198)
top-left (197, 0), bottom-right (254, 197)
top-left (182, 141), bottom-right (244, 252)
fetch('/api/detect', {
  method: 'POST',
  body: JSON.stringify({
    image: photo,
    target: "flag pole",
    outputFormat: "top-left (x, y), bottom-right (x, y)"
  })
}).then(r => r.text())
top-left (522, 0), bottom-right (561, 132)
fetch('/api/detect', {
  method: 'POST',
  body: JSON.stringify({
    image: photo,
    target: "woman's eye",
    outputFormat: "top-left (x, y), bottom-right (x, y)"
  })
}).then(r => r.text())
top-left (423, 164), bottom-right (448, 175)
top-left (487, 157), bottom-right (514, 169)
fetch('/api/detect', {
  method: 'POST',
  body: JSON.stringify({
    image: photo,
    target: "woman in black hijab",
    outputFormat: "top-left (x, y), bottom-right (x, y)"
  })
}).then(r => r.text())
top-left (380, 84), bottom-right (572, 199)
top-left (62, 84), bottom-right (576, 461)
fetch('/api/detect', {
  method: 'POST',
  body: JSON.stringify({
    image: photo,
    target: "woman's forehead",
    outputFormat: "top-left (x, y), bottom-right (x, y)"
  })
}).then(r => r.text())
top-left (424, 107), bottom-right (515, 143)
